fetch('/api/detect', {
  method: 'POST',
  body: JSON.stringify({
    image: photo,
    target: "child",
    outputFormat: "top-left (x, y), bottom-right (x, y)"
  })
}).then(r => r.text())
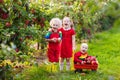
top-left (59, 17), bottom-right (76, 71)
top-left (45, 18), bottom-right (62, 63)
top-left (74, 43), bottom-right (98, 65)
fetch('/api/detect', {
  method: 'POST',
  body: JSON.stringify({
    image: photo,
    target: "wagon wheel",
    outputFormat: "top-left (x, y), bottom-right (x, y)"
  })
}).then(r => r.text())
top-left (91, 69), bottom-right (97, 72)
top-left (75, 69), bottom-right (82, 73)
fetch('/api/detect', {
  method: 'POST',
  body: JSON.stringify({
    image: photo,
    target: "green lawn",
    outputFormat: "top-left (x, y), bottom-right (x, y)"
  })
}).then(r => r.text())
top-left (15, 27), bottom-right (120, 80)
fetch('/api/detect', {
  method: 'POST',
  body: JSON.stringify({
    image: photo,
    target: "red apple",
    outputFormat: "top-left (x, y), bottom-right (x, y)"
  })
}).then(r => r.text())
top-left (32, 18), bottom-right (37, 22)
top-left (26, 35), bottom-right (32, 39)
top-left (31, 9), bottom-right (35, 14)
top-left (91, 61), bottom-right (98, 65)
top-left (40, 23), bottom-right (44, 28)
top-left (0, 0), bottom-right (4, 3)
top-left (15, 48), bottom-right (19, 52)
top-left (1, 13), bottom-right (9, 19)
top-left (41, 17), bottom-right (45, 21)
top-left (87, 29), bottom-right (91, 35)
top-left (0, 8), bottom-right (4, 13)
top-left (25, 20), bottom-right (29, 25)
top-left (5, 22), bottom-right (11, 27)
top-left (19, 37), bottom-right (23, 41)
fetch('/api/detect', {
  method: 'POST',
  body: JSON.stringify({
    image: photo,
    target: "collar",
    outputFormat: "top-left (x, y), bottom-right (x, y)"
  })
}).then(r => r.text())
top-left (63, 27), bottom-right (71, 31)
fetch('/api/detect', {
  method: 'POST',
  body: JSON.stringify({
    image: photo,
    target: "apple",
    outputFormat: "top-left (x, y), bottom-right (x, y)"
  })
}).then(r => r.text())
top-left (1, 13), bottom-right (9, 19)
top-left (15, 48), bottom-right (19, 52)
top-left (25, 20), bottom-right (29, 25)
top-left (19, 37), bottom-right (23, 41)
top-left (32, 18), bottom-right (37, 23)
top-left (0, 0), bottom-right (4, 3)
top-left (91, 61), bottom-right (98, 65)
top-left (5, 22), bottom-right (11, 27)
top-left (31, 9), bottom-right (35, 14)
top-left (87, 29), bottom-right (91, 35)
top-left (39, 23), bottom-right (44, 28)
top-left (0, 8), bottom-right (4, 13)
top-left (41, 17), bottom-right (45, 21)
top-left (26, 35), bottom-right (32, 39)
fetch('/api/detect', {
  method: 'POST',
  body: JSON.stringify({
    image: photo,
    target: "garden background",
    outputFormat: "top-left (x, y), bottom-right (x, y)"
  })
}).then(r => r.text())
top-left (0, 0), bottom-right (120, 80)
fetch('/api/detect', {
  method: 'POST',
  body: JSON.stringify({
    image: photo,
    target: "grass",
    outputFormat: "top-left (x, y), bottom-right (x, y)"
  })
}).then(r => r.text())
top-left (15, 27), bottom-right (120, 80)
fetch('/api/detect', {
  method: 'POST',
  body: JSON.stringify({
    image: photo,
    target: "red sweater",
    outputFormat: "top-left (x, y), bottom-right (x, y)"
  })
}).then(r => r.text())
top-left (74, 51), bottom-right (89, 63)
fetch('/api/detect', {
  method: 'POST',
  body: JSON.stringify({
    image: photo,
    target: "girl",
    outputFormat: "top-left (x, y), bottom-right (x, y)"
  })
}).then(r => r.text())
top-left (45, 18), bottom-right (62, 63)
top-left (59, 17), bottom-right (75, 71)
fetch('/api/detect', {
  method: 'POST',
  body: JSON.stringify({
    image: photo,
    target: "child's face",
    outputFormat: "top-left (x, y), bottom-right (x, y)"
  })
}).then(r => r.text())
top-left (80, 44), bottom-right (88, 54)
top-left (51, 23), bottom-right (59, 32)
top-left (63, 17), bottom-right (71, 29)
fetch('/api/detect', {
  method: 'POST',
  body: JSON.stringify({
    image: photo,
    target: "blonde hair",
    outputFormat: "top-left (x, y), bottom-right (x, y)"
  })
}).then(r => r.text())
top-left (81, 43), bottom-right (88, 48)
top-left (50, 18), bottom-right (62, 28)
top-left (63, 16), bottom-right (70, 21)
top-left (70, 20), bottom-right (74, 29)
top-left (63, 16), bottom-right (74, 29)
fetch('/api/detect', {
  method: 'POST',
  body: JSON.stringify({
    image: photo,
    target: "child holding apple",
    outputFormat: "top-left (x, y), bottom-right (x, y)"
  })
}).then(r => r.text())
top-left (45, 18), bottom-right (62, 63)
top-left (45, 18), bottom-right (62, 72)
top-left (74, 43), bottom-right (98, 65)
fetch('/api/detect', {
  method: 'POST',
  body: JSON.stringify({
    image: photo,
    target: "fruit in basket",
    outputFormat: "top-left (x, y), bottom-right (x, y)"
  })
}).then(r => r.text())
top-left (91, 61), bottom-right (98, 65)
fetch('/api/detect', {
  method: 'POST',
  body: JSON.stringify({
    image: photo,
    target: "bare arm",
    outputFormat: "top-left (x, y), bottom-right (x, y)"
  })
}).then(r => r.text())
top-left (46, 38), bottom-right (60, 43)
top-left (72, 35), bottom-right (75, 50)
top-left (45, 39), bottom-right (53, 42)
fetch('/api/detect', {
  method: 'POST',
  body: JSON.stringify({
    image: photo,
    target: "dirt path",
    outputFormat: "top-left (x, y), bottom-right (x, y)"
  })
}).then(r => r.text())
top-left (35, 54), bottom-right (48, 65)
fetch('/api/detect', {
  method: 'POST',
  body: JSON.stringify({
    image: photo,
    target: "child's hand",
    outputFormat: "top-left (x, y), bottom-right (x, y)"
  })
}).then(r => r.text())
top-left (52, 38), bottom-right (57, 42)
top-left (81, 61), bottom-right (86, 64)
top-left (86, 60), bottom-right (91, 63)
top-left (48, 28), bottom-right (52, 31)
top-left (57, 38), bottom-right (61, 42)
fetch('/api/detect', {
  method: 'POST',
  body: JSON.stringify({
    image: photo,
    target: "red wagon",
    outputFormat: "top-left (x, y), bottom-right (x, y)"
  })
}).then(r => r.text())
top-left (74, 62), bottom-right (98, 73)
